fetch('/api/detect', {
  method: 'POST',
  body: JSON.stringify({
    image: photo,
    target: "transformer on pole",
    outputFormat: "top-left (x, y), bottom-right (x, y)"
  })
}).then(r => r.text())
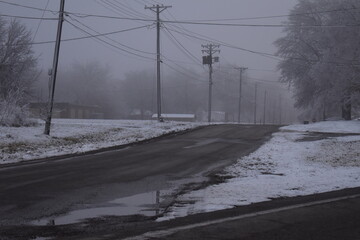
top-left (202, 44), bottom-right (220, 123)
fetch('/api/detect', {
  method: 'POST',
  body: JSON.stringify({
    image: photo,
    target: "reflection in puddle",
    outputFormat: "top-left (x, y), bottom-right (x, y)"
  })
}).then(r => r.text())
top-left (32, 190), bottom-right (165, 226)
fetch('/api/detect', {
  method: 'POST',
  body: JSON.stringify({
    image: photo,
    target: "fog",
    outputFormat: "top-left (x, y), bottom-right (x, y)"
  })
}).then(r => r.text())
top-left (1, 0), bottom-right (299, 122)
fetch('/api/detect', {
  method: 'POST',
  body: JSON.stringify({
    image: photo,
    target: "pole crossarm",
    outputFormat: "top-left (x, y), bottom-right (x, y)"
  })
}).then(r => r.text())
top-left (201, 44), bottom-right (220, 55)
top-left (145, 4), bottom-right (172, 13)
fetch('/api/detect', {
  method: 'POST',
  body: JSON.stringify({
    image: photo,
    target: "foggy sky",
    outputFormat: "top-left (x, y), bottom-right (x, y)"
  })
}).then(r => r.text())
top-left (1, 0), bottom-right (298, 80)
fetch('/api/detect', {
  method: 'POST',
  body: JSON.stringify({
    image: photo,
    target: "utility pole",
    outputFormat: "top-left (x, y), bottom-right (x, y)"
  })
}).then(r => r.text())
top-left (272, 98), bottom-right (276, 124)
top-left (202, 44), bottom-right (220, 122)
top-left (44, 0), bottom-right (65, 135)
top-left (254, 83), bottom-right (258, 124)
top-left (145, 4), bottom-right (171, 122)
top-left (279, 94), bottom-right (282, 125)
top-left (234, 67), bottom-right (247, 123)
top-left (263, 90), bottom-right (267, 125)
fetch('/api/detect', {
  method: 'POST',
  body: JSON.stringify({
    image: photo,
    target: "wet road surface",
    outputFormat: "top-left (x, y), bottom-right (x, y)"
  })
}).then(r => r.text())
top-left (131, 188), bottom-right (360, 240)
top-left (0, 124), bottom-right (278, 226)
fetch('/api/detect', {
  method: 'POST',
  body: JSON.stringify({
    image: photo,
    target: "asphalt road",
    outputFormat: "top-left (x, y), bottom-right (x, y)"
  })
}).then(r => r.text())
top-left (0, 124), bottom-right (278, 226)
top-left (122, 188), bottom-right (360, 240)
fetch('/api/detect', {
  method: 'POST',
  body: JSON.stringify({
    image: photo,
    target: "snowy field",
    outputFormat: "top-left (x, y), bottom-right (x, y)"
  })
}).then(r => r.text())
top-left (0, 118), bottom-right (206, 164)
top-left (159, 120), bottom-right (360, 221)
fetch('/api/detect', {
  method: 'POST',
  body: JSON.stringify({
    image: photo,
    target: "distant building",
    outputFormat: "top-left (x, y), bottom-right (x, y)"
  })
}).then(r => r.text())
top-left (129, 109), bottom-right (153, 120)
top-left (198, 111), bottom-right (226, 122)
top-left (151, 113), bottom-right (196, 122)
top-left (28, 102), bottom-right (104, 119)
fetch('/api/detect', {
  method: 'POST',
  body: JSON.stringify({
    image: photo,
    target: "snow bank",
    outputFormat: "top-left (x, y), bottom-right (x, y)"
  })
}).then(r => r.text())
top-left (0, 119), bottom-right (206, 164)
top-left (281, 120), bottom-right (360, 134)
top-left (159, 121), bottom-right (360, 220)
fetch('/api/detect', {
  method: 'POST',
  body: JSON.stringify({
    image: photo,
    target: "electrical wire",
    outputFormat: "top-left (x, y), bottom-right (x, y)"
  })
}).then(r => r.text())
top-left (65, 19), bottom-right (155, 61)
top-left (163, 61), bottom-right (207, 84)
top-left (68, 15), bottom-right (156, 55)
top-left (32, 0), bottom-right (50, 41)
top-left (8, 25), bottom-right (151, 46)
top-left (112, 0), bottom-right (152, 19)
top-left (163, 27), bottom-right (203, 67)
top-left (169, 6), bottom-right (360, 22)
top-left (162, 20), bottom-right (360, 28)
top-left (2, 0), bottom-right (360, 28)
top-left (0, 0), bottom-right (57, 14)
top-left (166, 25), bottom-right (360, 66)
top-left (165, 25), bottom-right (280, 60)
top-left (165, 59), bottom-right (205, 80)
top-left (99, 0), bottom-right (144, 19)
top-left (0, 14), bottom-right (57, 20)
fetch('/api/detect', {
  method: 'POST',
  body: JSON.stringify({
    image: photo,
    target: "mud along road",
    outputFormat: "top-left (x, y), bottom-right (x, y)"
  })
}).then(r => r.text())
top-left (0, 124), bottom-right (278, 238)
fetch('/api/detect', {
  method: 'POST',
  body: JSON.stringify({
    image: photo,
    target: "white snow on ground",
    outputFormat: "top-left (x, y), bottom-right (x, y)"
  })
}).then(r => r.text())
top-left (282, 120), bottom-right (360, 134)
top-left (158, 120), bottom-right (360, 221)
top-left (0, 118), bottom-right (206, 164)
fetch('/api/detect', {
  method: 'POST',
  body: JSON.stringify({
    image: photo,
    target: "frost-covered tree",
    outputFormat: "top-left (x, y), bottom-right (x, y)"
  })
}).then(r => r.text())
top-left (0, 17), bottom-right (38, 126)
top-left (275, 0), bottom-right (360, 120)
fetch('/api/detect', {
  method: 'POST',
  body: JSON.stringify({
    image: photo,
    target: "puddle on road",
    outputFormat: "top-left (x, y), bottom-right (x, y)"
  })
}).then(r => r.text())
top-left (184, 138), bottom-right (246, 149)
top-left (32, 190), bottom-right (169, 226)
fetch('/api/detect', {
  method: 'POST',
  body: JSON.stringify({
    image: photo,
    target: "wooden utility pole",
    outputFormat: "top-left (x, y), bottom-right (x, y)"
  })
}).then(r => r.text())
top-left (263, 90), bottom-right (267, 125)
top-left (254, 83), bottom-right (258, 124)
top-left (235, 67), bottom-right (247, 123)
top-left (145, 4), bottom-right (171, 122)
top-left (279, 94), bottom-right (282, 125)
top-left (202, 44), bottom-right (220, 122)
top-left (44, 0), bottom-right (65, 135)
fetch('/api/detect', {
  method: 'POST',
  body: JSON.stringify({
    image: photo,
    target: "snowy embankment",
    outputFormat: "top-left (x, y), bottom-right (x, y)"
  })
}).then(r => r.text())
top-left (159, 120), bottom-right (360, 221)
top-left (0, 119), bottom-right (206, 165)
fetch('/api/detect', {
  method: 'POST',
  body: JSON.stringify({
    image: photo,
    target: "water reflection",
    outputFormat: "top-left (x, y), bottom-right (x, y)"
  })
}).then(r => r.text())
top-left (32, 190), bottom-right (163, 226)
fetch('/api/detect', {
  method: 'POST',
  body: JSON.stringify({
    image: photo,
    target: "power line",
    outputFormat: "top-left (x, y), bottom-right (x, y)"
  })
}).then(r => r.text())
top-left (2, 0), bottom-right (360, 28)
top-left (0, 0), bottom-right (57, 13)
top-left (163, 27), bottom-right (203, 67)
top-left (68, 15), bottom-right (156, 55)
top-left (65, 19), bottom-right (155, 61)
top-left (163, 61), bottom-right (206, 84)
top-left (99, 0), bottom-right (146, 19)
top-left (169, 6), bottom-right (360, 22)
top-left (161, 20), bottom-right (360, 28)
top-left (248, 68), bottom-right (278, 73)
top-left (55, 12), bottom-right (360, 28)
top-left (166, 26), bottom-right (360, 66)
top-left (112, 0), bottom-right (152, 19)
top-left (0, 14), bottom-right (57, 20)
top-left (163, 57), bottom-right (205, 80)
top-left (9, 25), bottom-right (151, 46)
top-left (165, 26), bottom-right (279, 60)
top-left (32, 0), bottom-right (50, 41)
top-left (247, 77), bottom-right (280, 83)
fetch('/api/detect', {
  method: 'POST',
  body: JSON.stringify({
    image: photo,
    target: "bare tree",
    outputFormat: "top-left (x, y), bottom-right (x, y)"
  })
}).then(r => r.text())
top-left (0, 17), bottom-right (38, 126)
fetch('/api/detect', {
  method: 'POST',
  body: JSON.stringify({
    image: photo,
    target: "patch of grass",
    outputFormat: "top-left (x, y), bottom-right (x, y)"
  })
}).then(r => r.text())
top-left (0, 142), bottom-right (33, 154)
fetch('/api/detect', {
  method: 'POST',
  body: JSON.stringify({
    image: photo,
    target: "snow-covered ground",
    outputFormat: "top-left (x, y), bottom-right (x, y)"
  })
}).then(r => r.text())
top-left (158, 120), bottom-right (360, 221)
top-left (2, 119), bottom-right (360, 222)
top-left (0, 118), bottom-right (206, 164)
